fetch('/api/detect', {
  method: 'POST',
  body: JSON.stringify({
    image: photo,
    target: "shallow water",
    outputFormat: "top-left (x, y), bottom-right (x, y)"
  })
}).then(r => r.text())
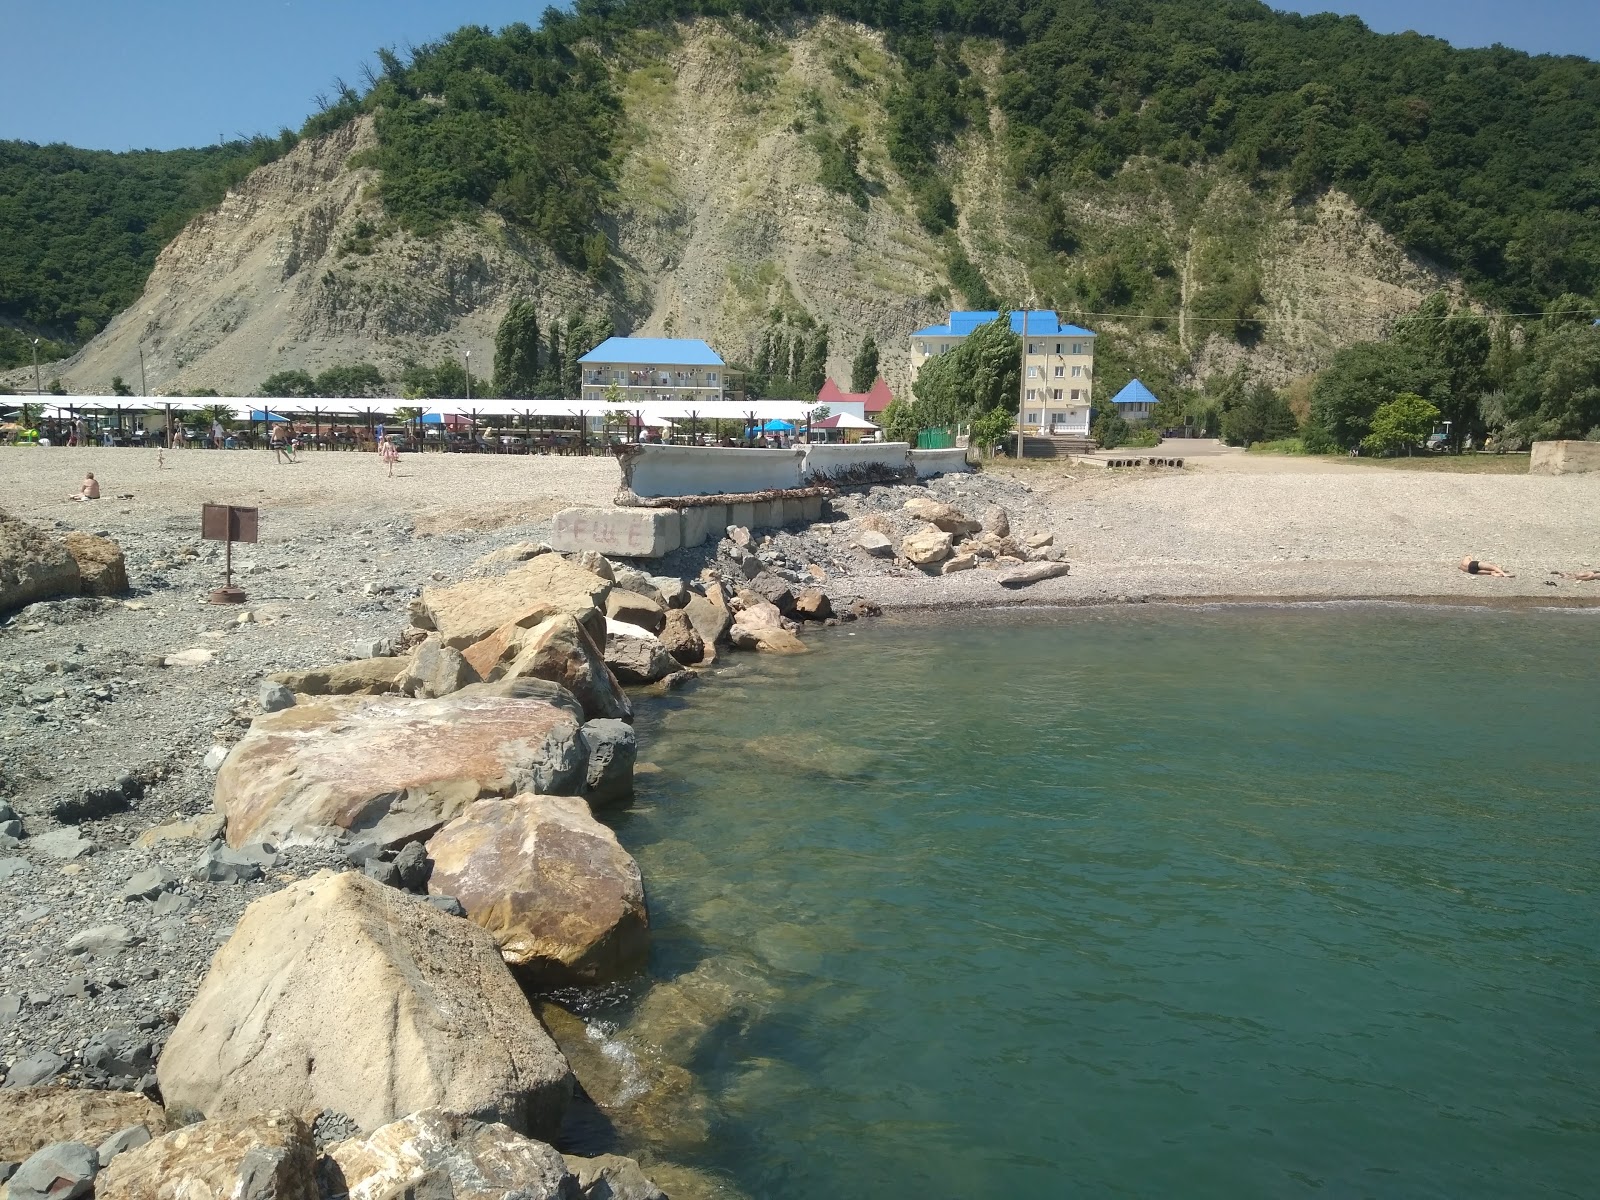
top-left (611, 606), bottom-right (1600, 1199)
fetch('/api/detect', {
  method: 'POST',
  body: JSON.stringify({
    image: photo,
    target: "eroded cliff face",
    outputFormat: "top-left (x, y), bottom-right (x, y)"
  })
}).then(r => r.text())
top-left (21, 18), bottom-right (1451, 398)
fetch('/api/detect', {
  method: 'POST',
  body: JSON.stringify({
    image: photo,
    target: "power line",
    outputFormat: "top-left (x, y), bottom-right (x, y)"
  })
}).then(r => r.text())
top-left (1052, 306), bottom-right (1595, 327)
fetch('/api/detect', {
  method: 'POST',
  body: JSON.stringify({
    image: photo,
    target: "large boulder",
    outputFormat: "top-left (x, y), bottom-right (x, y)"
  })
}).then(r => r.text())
top-left (215, 692), bottom-right (586, 849)
top-left (267, 657), bottom-right (409, 697)
top-left (9, 1141), bottom-right (99, 1200)
top-left (565, 1154), bottom-right (668, 1200)
top-left (900, 526), bottom-right (953, 565)
top-left (903, 497), bottom-right (980, 536)
top-left (0, 1087), bottom-right (166, 1162)
top-left (729, 595), bottom-right (806, 654)
top-left (62, 532), bottom-right (127, 597)
top-left (658, 608), bottom-right (705, 666)
top-left (980, 505), bottom-right (1011, 537)
top-left (94, 1112), bottom-right (318, 1200)
top-left (156, 872), bottom-right (572, 1138)
top-left (327, 1110), bottom-right (573, 1200)
top-left (0, 512), bottom-right (80, 616)
top-left (428, 795), bottom-right (648, 988)
top-left (999, 560), bottom-right (1072, 588)
top-left (742, 571), bottom-right (796, 617)
top-left (854, 530), bottom-right (894, 557)
top-left (682, 583), bottom-right (731, 663)
top-left (605, 589), bottom-right (666, 634)
top-left (418, 556), bottom-right (610, 649)
top-left (463, 614), bottom-right (632, 722)
top-left (792, 587), bottom-right (833, 621)
top-left (603, 621), bottom-right (680, 685)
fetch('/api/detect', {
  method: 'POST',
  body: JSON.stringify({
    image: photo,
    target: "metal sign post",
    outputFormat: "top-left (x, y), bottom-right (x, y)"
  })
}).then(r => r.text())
top-left (201, 503), bottom-right (259, 604)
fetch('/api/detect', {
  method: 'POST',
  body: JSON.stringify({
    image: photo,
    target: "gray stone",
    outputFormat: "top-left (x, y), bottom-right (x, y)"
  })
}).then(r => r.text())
top-left (201, 746), bottom-right (228, 772)
top-left (9, 1141), bottom-right (97, 1200)
top-left (119, 866), bottom-right (177, 903)
top-left (352, 638), bottom-right (390, 659)
top-left (95, 1124), bottom-right (150, 1168)
top-left (998, 560), bottom-right (1072, 588)
top-left (425, 895), bottom-right (467, 918)
top-left (393, 841), bottom-right (430, 891)
top-left (648, 576), bottom-right (690, 608)
top-left (192, 844), bottom-right (263, 885)
top-left (3, 1052), bottom-right (67, 1089)
top-left (855, 531), bottom-right (894, 556)
top-left (363, 858), bottom-right (402, 888)
top-left (0, 996), bottom-right (20, 1023)
top-left (235, 842), bottom-right (281, 868)
top-left (82, 1029), bottom-right (155, 1077)
top-left (150, 892), bottom-right (190, 918)
top-left (28, 830), bottom-right (94, 861)
top-left (0, 859), bottom-right (32, 881)
top-left (0, 822), bottom-right (20, 839)
top-left (65, 926), bottom-right (135, 957)
top-left (565, 1153), bottom-right (668, 1200)
top-left (603, 624), bottom-right (680, 686)
top-left (401, 637), bottom-right (481, 699)
top-left (256, 681), bottom-right (295, 713)
top-left (580, 720), bottom-right (637, 809)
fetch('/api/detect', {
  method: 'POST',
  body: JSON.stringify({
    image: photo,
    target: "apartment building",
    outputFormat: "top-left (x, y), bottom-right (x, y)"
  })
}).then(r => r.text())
top-left (909, 310), bottom-right (1096, 435)
top-left (578, 337), bottom-right (727, 407)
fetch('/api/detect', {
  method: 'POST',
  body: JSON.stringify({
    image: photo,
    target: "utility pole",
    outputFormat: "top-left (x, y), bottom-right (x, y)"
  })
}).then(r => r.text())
top-left (464, 350), bottom-right (472, 404)
top-left (32, 338), bottom-right (41, 395)
top-left (138, 347), bottom-right (147, 397)
top-left (1014, 308), bottom-right (1029, 460)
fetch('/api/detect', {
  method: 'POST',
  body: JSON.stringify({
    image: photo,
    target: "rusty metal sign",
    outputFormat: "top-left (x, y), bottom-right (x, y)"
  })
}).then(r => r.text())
top-left (201, 503), bottom-right (259, 544)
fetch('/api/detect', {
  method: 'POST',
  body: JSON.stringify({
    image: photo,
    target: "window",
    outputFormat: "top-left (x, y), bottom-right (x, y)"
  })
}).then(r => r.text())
top-left (1054, 342), bottom-right (1062, 354)
top-left (1026, 388), bottom-right (1036, 401)
top-left (916, 341), bottom-right (926, 355)
top-left (1027, 342), bottom-right (1037, 354)
top-left (1025, 411), bottom-right (1039, 424)
top-left (1071, 366), bottom-right (1082, 378)
top-left (1072, 342), bottom-right (1083, 355)
top-left (1027, 366), bottom-right (1039, 379)
top-left (1054, 366), bottom-right (1064, 378)
top-left (1052, 389), bottom-right (1063, 400)
top-left (707, 372), bottom-right (718, 383)
top-left (1070, 389), bottom-right (1081, 400)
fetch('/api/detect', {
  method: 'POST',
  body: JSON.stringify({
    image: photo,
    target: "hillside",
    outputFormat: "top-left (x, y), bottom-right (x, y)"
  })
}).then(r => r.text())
top-left (8, 0), bottom-right (1596, 398)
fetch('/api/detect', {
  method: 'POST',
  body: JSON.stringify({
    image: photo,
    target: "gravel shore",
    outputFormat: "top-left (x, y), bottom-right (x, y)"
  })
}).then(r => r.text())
top-left (1, 441), bottom-right (1595, 1095)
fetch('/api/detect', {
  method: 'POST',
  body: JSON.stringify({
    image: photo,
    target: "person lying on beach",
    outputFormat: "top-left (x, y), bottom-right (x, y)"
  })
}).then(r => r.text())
top-left (1553, 569), bottom-right (1600, 582)
top-left (1459, 555), bottom-right (1512, 577)
top-left (69, 473), bottom-right (101, 501)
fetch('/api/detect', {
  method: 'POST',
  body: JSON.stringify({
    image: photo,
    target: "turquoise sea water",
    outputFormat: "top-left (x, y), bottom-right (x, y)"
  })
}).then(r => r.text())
top-left (612, 606), bottom-right (1600, 1199)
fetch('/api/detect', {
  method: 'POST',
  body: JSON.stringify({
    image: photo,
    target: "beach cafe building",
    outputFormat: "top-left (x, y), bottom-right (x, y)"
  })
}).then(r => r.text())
top-left (579, 337), bottom-right (729, 409)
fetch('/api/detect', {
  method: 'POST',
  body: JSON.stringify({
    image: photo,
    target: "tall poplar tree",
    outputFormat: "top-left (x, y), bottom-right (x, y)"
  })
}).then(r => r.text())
top-left (851, 333), bottom-right (879, 393)
top-left (493, 298), bottom-right (541, 399)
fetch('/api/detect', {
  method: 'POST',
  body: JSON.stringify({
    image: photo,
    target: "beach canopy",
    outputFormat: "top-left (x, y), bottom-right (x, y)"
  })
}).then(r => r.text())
top-left (814, 412), bottom-right (879, 430)
top-left (758, 419), bottom-right (795, 432)
top-left (247, 409), bottom-right (289, 422)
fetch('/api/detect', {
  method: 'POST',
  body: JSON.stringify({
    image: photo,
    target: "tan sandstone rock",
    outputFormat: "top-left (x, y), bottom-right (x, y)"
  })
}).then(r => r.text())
top-left (157, 872), bottom-right (572, 1139)
top-left (900, 526), bottom-right (953, 565)
top-left (268, 657), bottom-right (409, 697)
top-left (0, 1087), bottom-right (166, 1162)
top-left (902, 498), bottom-right (980, 536)
top-left (327, 1109), bottom-right (572, 1200)
top-left (215, 692), bottom-right (586, 849)
top-left (941, 553), bottom-right (977, 574)
top-left (62, 532), bottom-right (128, 596)
top-left (419, 556), bottom-right (610, 649)
top-left (682, 580), bottom-right (732, 663)
top-left (399, 636), bottom-right (481, 698)
top-left (95, 1111), bottom-right (317, 1200)
top-left (658, 608), bottom-right (705, 666)
top-left (792, 587), bottom-right (833, 621)
top-left (603, 620), bottom-right (679, 685)
top-left (132, 812), bottom-right (226, 849)
top-left (0, 511), bottom-right (80, 616)
top-left (462, 614), bottom-right (631, 722)
top-left (427, 794), bottom-right (649, 989)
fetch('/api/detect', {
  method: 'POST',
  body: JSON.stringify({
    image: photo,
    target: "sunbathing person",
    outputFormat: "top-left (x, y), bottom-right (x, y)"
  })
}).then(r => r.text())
top-left (1459, 555), bottom-right (1513, 578)
top-left (69, 472), bottom-right (101, 501)
top-left (1554, 569), bottom-right (1600, 582)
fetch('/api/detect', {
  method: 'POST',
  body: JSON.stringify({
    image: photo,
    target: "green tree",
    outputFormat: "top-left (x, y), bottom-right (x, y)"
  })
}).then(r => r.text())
top-left (1504, 323), bottom-right (1600, 441)
top-left (1220, 384), bottom-right (1298, 446)
top-left (401, 359), bottom-right (486, 400)
top-left (971, 405), bottom-right (1016, 455)
top-left (1308, 341), bottom-right (1445, 450)
top-left (1363, 393), bottom-right (1440, 456)
top-left (910, 315), bottom-right (1020, 426)
top-left (494, 298), bottom-right (542, 399)
top-left (1092, 402), bottom-right (1130, 449)
top-left (261, 370), bottom-right (317, 398)
top-left (313, 362), bottom-right (386, 397)
top-left (110, 375), bottom-right (133, 397)
top-left (880, 396), bottom-right (919, 443)
top-left (47, 378), bottom-right (66, 396)
top-left (198, 402), bottom-right (234, 430)
top-left (1393, 293), bottom-right (1489, 447)
top-left (800, 325), bottom-right (830, 395)
top-left (851, 334), bottom-right (879, 393)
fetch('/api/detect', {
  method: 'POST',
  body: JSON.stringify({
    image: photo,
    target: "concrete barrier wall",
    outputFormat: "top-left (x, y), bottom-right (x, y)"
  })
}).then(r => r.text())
top-left (622, 445), bottom-right (804, 498)
top-left (910, 447), bottom-right (973, 478)
top-left (802, 442), bottom-right (912, 479)
top-left (1530, 440), bottom-right (1600, 475)
top-left (554, 496), bottom-right (828, 558)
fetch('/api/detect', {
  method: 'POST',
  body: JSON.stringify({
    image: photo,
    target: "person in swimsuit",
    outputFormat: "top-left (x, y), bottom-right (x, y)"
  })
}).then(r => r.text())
top-left (1459, 555), bottom-right (1513, 577)
top-left (69, 472), bottom-right (100, 501)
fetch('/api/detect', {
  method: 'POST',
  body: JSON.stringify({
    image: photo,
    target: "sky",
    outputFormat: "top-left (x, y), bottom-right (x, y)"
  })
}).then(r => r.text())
top-left (2, 0), bottom-right (1597, 152)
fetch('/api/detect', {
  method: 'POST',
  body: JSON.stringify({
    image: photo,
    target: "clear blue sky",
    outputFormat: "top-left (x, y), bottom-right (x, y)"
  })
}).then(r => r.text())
top-left (2, 1), bottom-right (1597, 151)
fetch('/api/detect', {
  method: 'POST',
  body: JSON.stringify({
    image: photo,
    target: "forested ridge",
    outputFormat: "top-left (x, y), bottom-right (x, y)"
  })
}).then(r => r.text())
top-left (2, 0), bottom-right (1596, 375)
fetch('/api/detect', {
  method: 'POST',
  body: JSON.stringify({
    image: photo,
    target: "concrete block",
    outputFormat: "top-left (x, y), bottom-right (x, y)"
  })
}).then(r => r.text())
top-left (727, 502), bottom-right (755, 532)
top-left (1530, 440), bottom-right (1600, 475)
top-left (910, 447), bottom-right (974, 478)
top-left (748, 500), bottom-right (778, 529)
top-left (552, 507), bottom-right (683, 560)
top-left (680, 505), bottom-right (726, 549)
top-left (620, 444), bottom-right (805, 498)
top-left (802, 496), bottom-right (826, 523)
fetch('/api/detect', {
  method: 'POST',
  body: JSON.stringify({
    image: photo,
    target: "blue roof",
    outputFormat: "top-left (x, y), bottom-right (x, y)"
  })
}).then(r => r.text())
top-left (1110, 379), bottom-right (1159, 407)
top-left (913, 311), bottom-right (1096, 339)
top-left (579, 337), bottom-right (724, 367)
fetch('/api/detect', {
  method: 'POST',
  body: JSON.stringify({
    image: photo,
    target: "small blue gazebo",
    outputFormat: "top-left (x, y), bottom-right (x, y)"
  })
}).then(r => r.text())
top-left (1110, 379), bottom-right (1159, 419)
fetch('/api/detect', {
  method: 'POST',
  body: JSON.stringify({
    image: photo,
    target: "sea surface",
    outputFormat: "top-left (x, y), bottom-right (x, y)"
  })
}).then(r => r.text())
top-left (610, 605), bottom-right (1600, 1199)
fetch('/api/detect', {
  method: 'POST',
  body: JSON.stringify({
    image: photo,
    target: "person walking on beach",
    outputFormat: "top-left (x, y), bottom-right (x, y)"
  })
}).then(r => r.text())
top-left (211, 419), bottom-right (224, 450)
top-left (1459, 555), bottom-right (1514, 578)
top-left (270, 425), bottom-right (295, 464)
top-left (379, 437), bottom-right (399, 477)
